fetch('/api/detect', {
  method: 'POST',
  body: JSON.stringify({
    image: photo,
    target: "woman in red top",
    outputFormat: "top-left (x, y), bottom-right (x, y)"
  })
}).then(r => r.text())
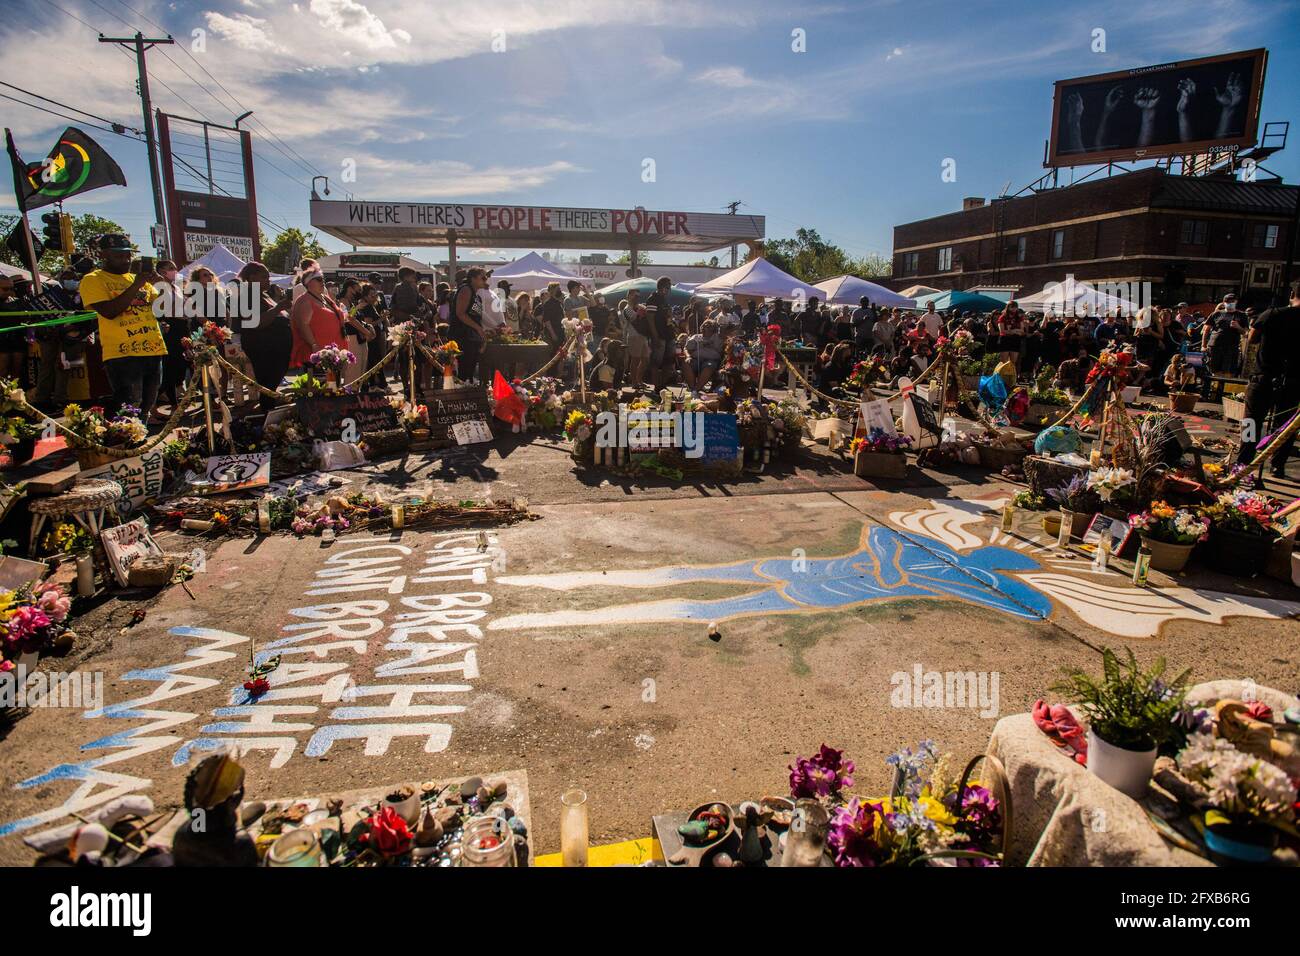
top-left (289, 271), bottom-right (347, 369)
top-left (996, 300), bottom-right (1026, 380)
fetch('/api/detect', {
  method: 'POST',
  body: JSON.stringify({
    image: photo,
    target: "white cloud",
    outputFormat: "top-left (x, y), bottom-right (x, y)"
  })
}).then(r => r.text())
top-left (692, 66), bottom-right (757, 89)
top-left (309, 0), bottom-right (413, 50)
top-left (346, 155), bottom-right (585, 198)
top-left (886, 47), bottom-right (904, 61)
top-left (205, 12), bottom-right (288, 54)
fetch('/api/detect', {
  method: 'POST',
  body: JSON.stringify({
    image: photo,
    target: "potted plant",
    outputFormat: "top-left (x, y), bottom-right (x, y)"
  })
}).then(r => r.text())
top-left (564, 409), bottom-right (595, 464)
top-left (1128, 502), bottom-right (1209, 573)
top-left (1200, 491), bottom-right (1281, 577)
top-left (0, 580), bottom-right (74, 673)
top-left (851, 429), bottom-right (912, 479)
top-left (1176, 730), bottom-right (1296, 863)
top-left (1046, 474), bottom-right (1100, 541)
top-left (1052, 649), bottom-right (1190, 798)
top-left (1168, 390), bottom-right (1199, 413)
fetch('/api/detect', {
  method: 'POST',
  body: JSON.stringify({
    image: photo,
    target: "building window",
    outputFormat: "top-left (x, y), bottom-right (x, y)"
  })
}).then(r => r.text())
top-left (1051, 229), bottom-right (1065, 259)
top-left (1252, 223), bottom-right (1279, 248)
top-left (1016, 236), bottom-right (1027, 263)
top-left (904, 252), bottom-right (919, 274)
top-left (1179, 219), bottom-right (1209, 245)
top-left (937, 247), bottom-right (952, 271)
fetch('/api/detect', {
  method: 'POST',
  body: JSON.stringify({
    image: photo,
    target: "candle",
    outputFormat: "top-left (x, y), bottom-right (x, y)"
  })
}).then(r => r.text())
top-left (559, 788), bottom-right (588, 867)
top-left (181, 518), bottom-right (214, 532)
top-left (391, 503), bottom-right (405, 529)
top-left (256, 498), bottom-right (271, 534)
top-left (76, 554), bottom-right (95, 597)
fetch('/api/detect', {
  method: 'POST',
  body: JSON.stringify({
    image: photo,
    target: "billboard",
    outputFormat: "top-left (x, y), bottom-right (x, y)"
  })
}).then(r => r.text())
top-left (158, 114), bottom-right (261, 266)
top-left (1047, 49), bottom-right (1267, 167)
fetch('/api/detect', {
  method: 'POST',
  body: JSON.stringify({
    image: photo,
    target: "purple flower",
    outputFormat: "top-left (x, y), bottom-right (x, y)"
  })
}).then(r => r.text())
top-left (789, 744), bottom-right (855, 798)
top-left (827, 798), bottom-right (890, 867)
top-left (945, 784), bottom-right (1001, 843)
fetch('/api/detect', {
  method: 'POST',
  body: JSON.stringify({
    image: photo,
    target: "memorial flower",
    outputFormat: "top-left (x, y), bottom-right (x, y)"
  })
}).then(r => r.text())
top-left (850, 429), bottom-right (912, 456)
top-left (827, 798), bottom-right (894, 867)
top-left (1129, 502), bottom-right (1210, 544)
top-left (1202, 490), bottom-right (1280, 536)
top-left (789, 744), bottom-right (856, 799)
top-left (1177, 731), bottom-right (1296, 826)
top-left (308, 345), bottom-right (357, 377)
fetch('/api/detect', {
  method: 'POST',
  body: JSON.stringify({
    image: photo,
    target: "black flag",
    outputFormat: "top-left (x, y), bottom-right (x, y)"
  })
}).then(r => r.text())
top-left (6, 126), bottom-right (127, 212)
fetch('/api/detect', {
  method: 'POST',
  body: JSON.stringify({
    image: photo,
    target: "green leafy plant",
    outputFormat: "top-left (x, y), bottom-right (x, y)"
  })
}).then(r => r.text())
top-left (1052, 648), bottom-right (1191, 751)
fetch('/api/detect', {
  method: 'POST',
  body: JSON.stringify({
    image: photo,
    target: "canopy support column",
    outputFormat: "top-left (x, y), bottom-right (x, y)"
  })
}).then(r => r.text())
top-left (447, 230), bottom-right (458, 284)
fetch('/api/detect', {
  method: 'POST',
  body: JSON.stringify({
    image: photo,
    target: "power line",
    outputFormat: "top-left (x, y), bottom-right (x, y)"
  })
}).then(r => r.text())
top-left (0, 92), bottom-right (143, 141)
top-left (0, 81), bottom-right (144, 135)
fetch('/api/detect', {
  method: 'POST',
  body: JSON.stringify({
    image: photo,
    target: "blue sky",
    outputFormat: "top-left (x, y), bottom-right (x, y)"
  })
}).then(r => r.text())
top-left (2, 0), bottom-right (1298, 264)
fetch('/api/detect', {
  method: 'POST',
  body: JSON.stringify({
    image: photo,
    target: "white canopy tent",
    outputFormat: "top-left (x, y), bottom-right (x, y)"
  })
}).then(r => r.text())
top-left (484, 251), bottom-right (584, 293)
top-left (1016, 279), bottom-right (1138, 316)
top-left (692, 257), bottom-right (823, 302)
top-left (814, 274), bottom-right (914, 309)
top-left (180, 243), bottom-right (294, 288)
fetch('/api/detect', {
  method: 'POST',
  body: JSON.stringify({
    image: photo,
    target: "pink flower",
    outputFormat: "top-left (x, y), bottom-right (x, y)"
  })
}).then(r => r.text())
top-left (34, 583), bottom-right (71, 623)
top-left (5, 606), bottom-right (52, 653)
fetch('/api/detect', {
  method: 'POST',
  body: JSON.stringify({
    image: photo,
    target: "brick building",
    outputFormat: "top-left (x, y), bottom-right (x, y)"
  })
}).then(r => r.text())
top-left (891, 167), bottom-right (1297, 309)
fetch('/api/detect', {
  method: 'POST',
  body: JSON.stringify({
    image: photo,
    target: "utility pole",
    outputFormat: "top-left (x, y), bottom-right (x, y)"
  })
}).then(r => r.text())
top-left (99, 31), bottom-right (174, 254)
top-left (726, 200), bottom-right (741, 268)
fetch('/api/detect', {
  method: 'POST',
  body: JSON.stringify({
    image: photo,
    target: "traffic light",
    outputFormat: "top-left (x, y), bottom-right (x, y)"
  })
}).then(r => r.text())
top-left (41, 211), bottom-right (72, 254)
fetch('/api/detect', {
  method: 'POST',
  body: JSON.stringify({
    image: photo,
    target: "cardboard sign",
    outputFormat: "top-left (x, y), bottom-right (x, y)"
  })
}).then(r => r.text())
top-left (859, 399), bottom-right (897, 437)
top-left (699, 413), bottom-right (740, 466)
top-left (451, 420), bottom-right (492, 445)
top-left (265, 472), bottom-right (351, 499)
top-left (82, 449), bottom-right (166, 516)
top-left (296, 392), bottom-right (399, 441)
top-left (100, 518), bottom-right (163, 587)
top-left (426, 386), bottom-right (493, 442)
top-left (185, 452), bottom-right (271, 495)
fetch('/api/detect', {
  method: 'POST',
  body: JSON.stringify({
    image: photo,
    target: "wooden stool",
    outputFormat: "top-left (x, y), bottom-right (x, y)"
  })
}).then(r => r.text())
top-left (28, 478), bottom-right (124, 553)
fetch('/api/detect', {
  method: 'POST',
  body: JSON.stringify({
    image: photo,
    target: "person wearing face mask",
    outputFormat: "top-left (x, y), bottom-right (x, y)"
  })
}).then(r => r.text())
top-left (1203, 294), bottom-right (1244, 380)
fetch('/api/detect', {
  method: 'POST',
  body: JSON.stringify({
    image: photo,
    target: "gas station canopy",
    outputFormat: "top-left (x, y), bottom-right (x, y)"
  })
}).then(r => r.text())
top-left (309, 200), bottom-right (764, 252)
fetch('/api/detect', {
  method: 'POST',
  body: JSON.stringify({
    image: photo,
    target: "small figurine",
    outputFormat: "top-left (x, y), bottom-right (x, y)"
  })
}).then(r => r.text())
top-left (172, 752), bottom-right (259, 867)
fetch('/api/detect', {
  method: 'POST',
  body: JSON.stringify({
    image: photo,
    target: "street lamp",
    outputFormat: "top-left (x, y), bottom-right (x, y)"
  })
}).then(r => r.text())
top-left (311, 175), bottom-right (330, 200)
top-left (234, 110), bottom-right (253, 128)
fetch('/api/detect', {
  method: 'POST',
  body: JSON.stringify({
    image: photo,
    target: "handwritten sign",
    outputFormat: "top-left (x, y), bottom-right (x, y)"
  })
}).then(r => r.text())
top-left (426, 386), bottom-right (493, 442)
top-left (699, 413), bottom-right (740, 467)
top-left (100, 518), bottom-right (163, 587)
top-left (451, 420), bottom-right (492, 445)
top-left (296, 393), bottom-right (399, 440)
top-left (908, 392), bottom-right (942, 438)
top-left (859, 399), bottom-right (897, 437)
top-left (82, 449), bottom-right (166, 516)
top-left (185, 453), bottom-right (271, 495)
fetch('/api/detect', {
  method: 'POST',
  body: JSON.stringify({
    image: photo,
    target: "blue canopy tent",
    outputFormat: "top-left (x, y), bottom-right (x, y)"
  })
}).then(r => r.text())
top-left (911, 290), bottom-right (1008, 314)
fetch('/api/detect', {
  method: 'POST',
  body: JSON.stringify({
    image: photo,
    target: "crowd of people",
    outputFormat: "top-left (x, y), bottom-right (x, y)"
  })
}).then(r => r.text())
top-left (1, 234), bottom-right (1294, 476)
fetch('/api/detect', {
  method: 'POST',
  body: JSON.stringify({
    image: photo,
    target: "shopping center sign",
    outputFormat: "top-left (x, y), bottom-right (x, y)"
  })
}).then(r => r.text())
top-left (310, 200), bottom-right (764, 252)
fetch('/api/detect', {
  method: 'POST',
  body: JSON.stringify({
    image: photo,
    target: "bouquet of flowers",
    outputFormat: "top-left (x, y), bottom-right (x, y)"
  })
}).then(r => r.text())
top-left (431, 339), bottom-right (461, 369)
top-left (563, 409), bottom-right (594, 443)
top-left (1046, 474), bottom-right (1101, 514)
top-left (183, 321), bottom-right (230, 366)
top-left (793, 741), bottom-right (1002, 867)
top-left (948, 329), bottom-right (975, 357)
top-left (399, 403), bottom-right (429, 431)
top-left (389, 321), bottom-right (425, 348)
top-left (849, 428), bottom-right (912, 456)
top-left (1085, 347), bottom-right (1136, 389)
top-left (1086, 466), bottom-right (1134, 502)
top-left (485, 328), bottom-right (544, 345)
top-left (62, 403), bottom-right (147, 449)
top-left (1176, 731), bottom-right (1296, 828)
top-left (845, 357), bottom-right (889, 391)
top-left (41, 520), bottom-right (94, 556)
top-left (1202, 490), bottom-right (1281, 537)
top-left (723, 337), bottom-right (762, 378)
top-left (0, 581), bottom-right (72, 663)
top-left (1129, 501), bottom-right (1210, 545)
top-left (307, 345), bottom-right (357, 378)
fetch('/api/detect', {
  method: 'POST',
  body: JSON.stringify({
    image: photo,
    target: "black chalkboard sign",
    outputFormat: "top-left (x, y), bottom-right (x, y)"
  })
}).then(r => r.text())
top-left (425, 386), bottom-right (493, 441)
top-left (296, 392), bottom-right (399, 440)
top-left (909, 392), bottom-right (943, 437)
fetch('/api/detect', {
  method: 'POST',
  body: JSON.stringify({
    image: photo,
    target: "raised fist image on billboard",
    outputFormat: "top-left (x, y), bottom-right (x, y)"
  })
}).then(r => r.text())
top-left (1048, 49), bottom-right (1266, 167)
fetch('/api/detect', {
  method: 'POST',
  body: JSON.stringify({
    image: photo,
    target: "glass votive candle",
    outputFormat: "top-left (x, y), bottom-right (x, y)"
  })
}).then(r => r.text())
top-left (560, 788), bottom-right (589, 867)
top-left (391, 503), bottom-right (405, 529)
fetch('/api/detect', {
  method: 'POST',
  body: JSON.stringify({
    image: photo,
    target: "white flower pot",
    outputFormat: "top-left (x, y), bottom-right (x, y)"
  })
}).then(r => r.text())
top-left (1087, 729), bottom-right (1156, 799)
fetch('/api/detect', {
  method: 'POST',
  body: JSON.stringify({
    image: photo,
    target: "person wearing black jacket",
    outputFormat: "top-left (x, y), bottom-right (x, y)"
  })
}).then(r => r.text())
top-left (1238, 280), bottom-right (1300, 478)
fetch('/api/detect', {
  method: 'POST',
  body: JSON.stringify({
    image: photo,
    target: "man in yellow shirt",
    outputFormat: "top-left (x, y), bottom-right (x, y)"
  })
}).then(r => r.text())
top-left (78, 234), bottom-right (166, 418)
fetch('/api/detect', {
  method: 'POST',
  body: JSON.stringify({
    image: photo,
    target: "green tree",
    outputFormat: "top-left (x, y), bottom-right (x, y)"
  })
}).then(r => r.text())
top-left (613, 251), bottom-right (652, 265)
top-left (849, 253), bottom-right (893, 279)
top-left (0, 211), bottom-right (128, 273)
top-left (261, 227), bottom-right (328, 274)
top-left (754, 228), bottom-right (851, 283)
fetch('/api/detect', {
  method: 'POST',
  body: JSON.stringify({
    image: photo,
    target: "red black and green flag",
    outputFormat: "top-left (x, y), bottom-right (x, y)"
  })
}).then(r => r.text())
top-left (6, 126), bottom-right (127, 213)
